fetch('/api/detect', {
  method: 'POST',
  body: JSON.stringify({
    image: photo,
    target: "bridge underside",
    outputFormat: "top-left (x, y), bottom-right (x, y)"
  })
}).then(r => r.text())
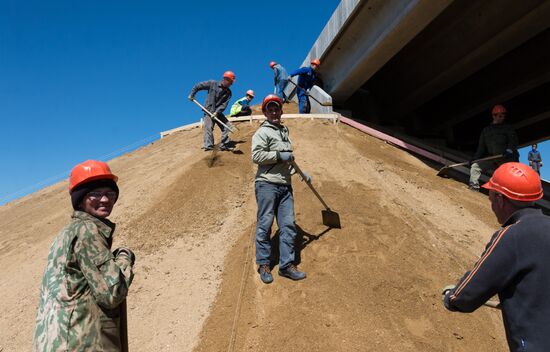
top-left (319, 0), bottom-right (550, 156)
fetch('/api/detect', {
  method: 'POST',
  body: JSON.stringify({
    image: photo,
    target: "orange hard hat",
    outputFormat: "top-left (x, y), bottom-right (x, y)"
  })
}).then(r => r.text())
top-left (246, 89), bottom-right (255, 98)
top-left (223, 71), bottom-right (236, 82)
top-left (262, 94), bottom-right (283, 111)
top-left (482, 162), bottom-right (543, 201)
top-left (69, 160), bottom-right (118, 193)
top-left (492, 105), bottom-right (507, 115)
top-left (310, 58), bottom-right (321, 66)
top-left (269, 61), bottom-right (277, 68)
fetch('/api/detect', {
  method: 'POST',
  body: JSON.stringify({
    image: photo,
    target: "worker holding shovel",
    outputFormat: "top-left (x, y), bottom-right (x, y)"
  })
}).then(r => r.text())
top-left (288, 58), bottom-right (321, 113)
top-left (251, 94), bottom-right (311, 284)
top-left (442, 162), bottom-right (550, 351)
top-left (468, 104), bottom-right (518, 191)
top-left (188, 71), bottom-right (235, 151)
top-left (33, 160), bottom-right (135, 351)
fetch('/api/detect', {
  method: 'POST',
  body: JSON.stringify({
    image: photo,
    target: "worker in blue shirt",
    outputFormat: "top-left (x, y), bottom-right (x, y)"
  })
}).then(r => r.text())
top-left (288, 58), bottom-right (321, 114)
top-left (269, 61), bottom-right (289, 102)
top-left (528, 143), bottom-right (543, 175)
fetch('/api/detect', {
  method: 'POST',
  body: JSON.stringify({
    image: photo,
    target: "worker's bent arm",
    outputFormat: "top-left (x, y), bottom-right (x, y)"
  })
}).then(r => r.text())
top-left (473, 129), bottom-right (488, 160)
top-left (289, 67), bottom-right (309, 77)
top-left (189, 80), bottom-right (214, 97)
top-left (251, 131), bottom-right (278, 165)
top-left (75, 225), bottom-right (134, 310)
top-left (445, 225), bottom-right (517, 312)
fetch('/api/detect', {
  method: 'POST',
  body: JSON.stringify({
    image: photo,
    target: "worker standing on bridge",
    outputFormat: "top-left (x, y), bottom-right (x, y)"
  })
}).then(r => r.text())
top-left (33, 160), bottom-right (135, 351)
top-left (288, 58), bottom-right (320, 114)
top-left (442, 162), bottom-right (548, 351)
top-left (188, 71), bottom-right (235, 151)
top-left (469, 104), bottom-right (518, 191)
top-left (528, 143), bottom-right (543, 175)
top-left (251, 95), bottom-right (310, 284)
top-left (270, 61), bottom-right (289, 102)
top-left (230, 90), bottom-right (254, 117)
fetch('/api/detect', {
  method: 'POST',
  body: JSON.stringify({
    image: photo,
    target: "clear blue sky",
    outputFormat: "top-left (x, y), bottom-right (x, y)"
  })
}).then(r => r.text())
top-left (0, 0), bottom-right (340, 204)
top-left (1, 1), bottom-right (548, 204)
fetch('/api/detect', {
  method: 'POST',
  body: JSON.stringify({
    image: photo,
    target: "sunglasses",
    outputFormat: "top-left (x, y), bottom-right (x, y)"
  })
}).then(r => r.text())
top-left (86, 191), bottom-right (117, 201)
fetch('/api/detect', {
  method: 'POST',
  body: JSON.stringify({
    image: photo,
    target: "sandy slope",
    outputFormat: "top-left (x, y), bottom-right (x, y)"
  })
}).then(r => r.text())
top-left (0, 107), bottom-right (507, 351)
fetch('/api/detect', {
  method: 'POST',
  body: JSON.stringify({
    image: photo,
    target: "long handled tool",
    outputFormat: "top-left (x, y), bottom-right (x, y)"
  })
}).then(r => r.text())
top-left (191, 98), bottom-right (238, 132)
top-left (287, 79), bottom-right (333, 107)
top-left (437, 154), bottom-right (503, 177)
top-left (120, 299), bottom-right (129, 352)
top-left (291, 161), bottom-right (341, 228)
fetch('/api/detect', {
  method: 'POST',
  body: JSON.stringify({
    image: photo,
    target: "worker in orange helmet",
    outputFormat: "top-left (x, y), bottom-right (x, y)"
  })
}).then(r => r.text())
top-left (288, 58), bottom-right (321, 113)
top-left (269, 61), bottom-right (290, 102)
top-left (251, 95), bottom-right (311, 284)
top-left (442, 162), bottom-right (550, 351)
top-left (469, 104), bottom-right (518, 191)
top-left (189, 71), bottom-right (235, 151)
top-left (230, 89), bottom-right (255, 117)
top-left (34, 160), bottom-right (135, 351)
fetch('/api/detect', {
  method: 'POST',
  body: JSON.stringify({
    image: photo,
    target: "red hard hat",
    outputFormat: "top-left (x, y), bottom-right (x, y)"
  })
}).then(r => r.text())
top-left (223, 71), bottom-right (236, 82)
top-left (69, 160), bottom-right (118, 193)
top-left (269, 61), bottom-right (277, 68)
top-left (261, 94), bottom-right (283, 111)
top-left (246, 89), bottom-right (255, 98)
top-left (482, 162), bottom-right (543, 201)
top-left (492, 105), bottom-right (507, 115)
top-left (310, 58), bottom-right (321, 66)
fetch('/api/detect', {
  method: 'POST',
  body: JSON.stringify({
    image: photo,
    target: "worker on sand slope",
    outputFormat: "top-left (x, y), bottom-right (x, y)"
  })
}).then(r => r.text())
top-left (251, 94), bottom-right (311, 283)
top-left (288, 58), bottom-right (320, 114)
top-left (33, 160), bottom-right (135, 351)
top-left (528, 143), bottom-right (543, 175)
top-left (270, 61), bottom-right (289, 102)
top-left (230, 89), bottom-right (254, 117)
top-left (189, 71), bottom-right (235, 151)
top-left (469, 104), bottom-right (518, 191)
top-left (442, 162), bottom-right (549, 352)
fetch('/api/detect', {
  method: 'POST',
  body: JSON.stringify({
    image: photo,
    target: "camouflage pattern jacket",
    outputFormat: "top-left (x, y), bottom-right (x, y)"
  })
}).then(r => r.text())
top-left (33, 211), bottom-right (134, 351)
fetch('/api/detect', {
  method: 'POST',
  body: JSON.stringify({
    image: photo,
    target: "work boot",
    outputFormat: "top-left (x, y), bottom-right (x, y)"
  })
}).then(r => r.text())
top-left (258, 265), bottom-right (273, 284)
top-left (219, 145), bottom-right (235, 152)
top-left (278, 264), bottom-right (306, 281)
top-left (468, 183), bottom-right (480, 191)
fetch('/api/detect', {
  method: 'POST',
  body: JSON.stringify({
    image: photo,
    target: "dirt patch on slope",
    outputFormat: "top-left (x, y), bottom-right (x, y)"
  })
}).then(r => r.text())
top-left (194, 120), bottom-right (507, 352)
top-left (0, 113), bottom-right (507, 351)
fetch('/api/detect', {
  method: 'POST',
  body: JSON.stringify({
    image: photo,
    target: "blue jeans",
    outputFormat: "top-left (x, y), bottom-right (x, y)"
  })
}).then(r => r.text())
top-left (297, 92), bottom-right (311, 113)
top-left (255, 181), bottom-right (297, 269)
top-left (275, 80), bottom-right (288, 102)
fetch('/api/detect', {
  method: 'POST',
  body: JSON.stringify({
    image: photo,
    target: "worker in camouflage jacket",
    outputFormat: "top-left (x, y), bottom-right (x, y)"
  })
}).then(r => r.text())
top-left (469, 104), bottom-right (518, 190)
top-left (33, 160), bottom-right (135, 351)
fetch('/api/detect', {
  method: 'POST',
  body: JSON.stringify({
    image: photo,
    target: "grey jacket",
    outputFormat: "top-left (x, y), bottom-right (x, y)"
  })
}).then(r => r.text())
top-left (473, 123), bottom-right (518, 160)
top-left (189, 80), bottom-right (232, 115)
top-left (252, 121), bottom-right (294, 185)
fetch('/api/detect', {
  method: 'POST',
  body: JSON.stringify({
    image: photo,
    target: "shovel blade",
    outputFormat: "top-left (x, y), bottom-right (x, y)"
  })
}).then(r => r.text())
top-left (436, 166), bottom-right (450, 177)
top-left (322, 209), bottom-right (341, 229)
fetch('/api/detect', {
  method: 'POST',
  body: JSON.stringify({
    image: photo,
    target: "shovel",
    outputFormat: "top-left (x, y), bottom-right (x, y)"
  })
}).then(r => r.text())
top-left (120, 299), bottom-right (129, 352)
top-left (291, 161), bottom-right (341, 228)
top-left (287, 79), bottom-right (333, 107)
top-left (191, 98), bottom-right (238, 133)
top-left (437, 154), bottom-right (503, 177)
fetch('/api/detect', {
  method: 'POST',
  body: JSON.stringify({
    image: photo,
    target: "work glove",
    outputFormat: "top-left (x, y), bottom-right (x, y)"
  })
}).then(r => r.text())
top-left (188, 95), bottom-right (195, 101)
top-left (441, 285), bottom-right (455, 300)
top-left (113, 247), bottom-right (136, 266)
top-left (300, 171), bottom-right (312, 183)
top-left (305, 89), bottom-right (310, 96)
top-left (277, 151), bottom-right (294, 162)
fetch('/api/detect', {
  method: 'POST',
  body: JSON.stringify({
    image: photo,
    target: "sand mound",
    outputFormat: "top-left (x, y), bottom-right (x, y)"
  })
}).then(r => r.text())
top-left (0, 111), bottom-right (506, 351)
